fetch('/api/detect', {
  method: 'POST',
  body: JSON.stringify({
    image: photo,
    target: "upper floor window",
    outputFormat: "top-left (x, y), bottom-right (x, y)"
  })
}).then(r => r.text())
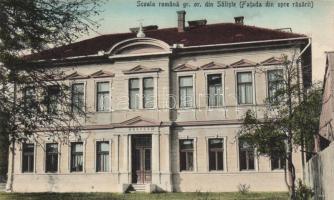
top-left (179, 139), bottom-right (194, 171)
top-left (239, 139), bottom-right (255, 171)
top-left (71, 142), bottom-right (83, 172)
top-left (45, 143), bottom-right (58, 173)
top-left (96, 141), bottom-right (110, 172)
top-left (96, 82), bottom-right (110, 112)
top-left (179, 76), bottom-right (193, 108)
top-left (129, 78), bottom-right (140, 109)
top-left (46, 85), bottom-right (60, 114)
top-left (22, 143), bottom-right (34, 173)
top-left (207, 74), bottom-right (223, 107)
top-left (237, 72), bottom-right (253, 104)
top-left (71, 83), bottom-right (84, 113)
top-left (208, 138), bottom-right (224, 171)
top-left (143, 78), bottom-right (154, 108)
top-left (24, 86), bottom-right (36, 110)
top-left (267, 69), bottom-right (284, 102)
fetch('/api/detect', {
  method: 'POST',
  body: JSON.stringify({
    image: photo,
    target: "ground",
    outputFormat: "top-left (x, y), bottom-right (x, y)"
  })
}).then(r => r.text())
top-left (0, 192), bottom-right (288, 200)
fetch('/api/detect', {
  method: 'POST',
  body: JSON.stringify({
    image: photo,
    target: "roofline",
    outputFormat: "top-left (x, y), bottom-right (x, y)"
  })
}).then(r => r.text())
top-left (28, 36), bottom-right (310, 63)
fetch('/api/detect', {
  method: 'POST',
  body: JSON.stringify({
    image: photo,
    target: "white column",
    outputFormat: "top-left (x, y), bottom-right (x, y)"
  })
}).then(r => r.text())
top-left (152, 133), bottom-right (160, 184)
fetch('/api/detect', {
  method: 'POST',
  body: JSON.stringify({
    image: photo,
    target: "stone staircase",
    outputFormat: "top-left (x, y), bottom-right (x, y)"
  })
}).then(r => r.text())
top-left (128, 184), bottom-right (146, 193)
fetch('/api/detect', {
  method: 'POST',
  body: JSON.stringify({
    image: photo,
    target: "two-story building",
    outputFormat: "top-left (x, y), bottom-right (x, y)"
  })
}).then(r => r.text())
top-left (7, 11), bottom-right (312, 193)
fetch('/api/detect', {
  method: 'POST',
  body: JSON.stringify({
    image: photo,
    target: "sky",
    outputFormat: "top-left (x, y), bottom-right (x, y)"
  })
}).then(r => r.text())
top-left (83, 0), bottom-right (334, 81)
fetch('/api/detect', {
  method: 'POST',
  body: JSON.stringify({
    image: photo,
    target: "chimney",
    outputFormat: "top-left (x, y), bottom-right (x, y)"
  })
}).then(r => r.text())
top-left (234, 16), bottom-right (244, 25)
top-left (177, 10), bottom-right (186, 32)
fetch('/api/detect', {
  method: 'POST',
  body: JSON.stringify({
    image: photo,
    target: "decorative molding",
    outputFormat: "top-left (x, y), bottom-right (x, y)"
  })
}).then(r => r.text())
top-left (200, 61), bottom-right (228, 70)
top-left (122, 65), bottom-right (162, 74)
top-left (260, 57), bottom-right (285, 66)
top-left (173, 63), bottom-right (198, 72)
top-left (66, 71), bottom-right (89, 80)
top-left (89, 70), bottom-right (114, 78)
top-left (230, 59), bottom-right (258, 68)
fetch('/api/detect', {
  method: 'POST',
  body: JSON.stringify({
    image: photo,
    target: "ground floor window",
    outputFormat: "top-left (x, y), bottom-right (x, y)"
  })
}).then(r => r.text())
top-left (22, 143), bottom-right (34, 173)
top-left (179, 139), bottom-right (194, 171)
top-left (46, 143), bottom-right (58, 173)
top-left (96, 141), bottom-right (110, 172)
top-left (208, 138), bottom-right (224, 171)
top-left (239, 139), bottom-right (255, 171)
top-left (71, 142), bottom-right (83, 172)
top-left (271, 154), bottom-right (286, 170)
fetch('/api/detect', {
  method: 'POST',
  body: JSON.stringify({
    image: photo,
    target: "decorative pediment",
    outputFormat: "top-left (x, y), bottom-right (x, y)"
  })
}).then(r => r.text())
top-left (119, 116), bottom-right (160, 127)
top-left (230, 59), bottom-right (258, 68)
top-left (260, 57), bottom-right (285, 66)
top-left (173, 63), bottom-right (198, 72)
top-left (123, 65), bottom-right (161, 74)
top-left (200, 62), bottom-right (227, 70)
top-left (89, 70), bottom-right (114, 78)
top-left (66, 71), bottom-right (88, 80)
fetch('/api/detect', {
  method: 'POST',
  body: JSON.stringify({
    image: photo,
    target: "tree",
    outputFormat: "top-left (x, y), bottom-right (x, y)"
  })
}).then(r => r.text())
top-left (0, 0), bottom-right (103, 190)
top-left (239, 54), bottom-right (321, 200)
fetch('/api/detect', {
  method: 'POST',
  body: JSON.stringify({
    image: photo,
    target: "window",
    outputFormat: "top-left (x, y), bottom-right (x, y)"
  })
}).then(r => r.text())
top-left (45, 143), bottom-right (58, 173)
top-left (71, 83), bottom-right (84, 112)
top-left (207, 74), bottom-right (223, 107)
top-left (268, 69), bottom-right (284, 102)
top-left (271, 153), bottom-right (285, 170)
top-left (143, 78), bottom-right (154, 108)
top-left (179, 139), bottom-right (194, 171)
top-left (71, 142), bottom-right (83, 172)
top-left (239, 139), bottom-right (255, 170)
top-left (22, 143), bottom-right (34, 173)
top-left (179, 76), bottom-right (193, 108)
top-left (96, 141), bottom-right (109, 172)
top-left (208, 138), bottom-right (224, 171)
top-left (96, 82), bottom-right (110, 112)
top-left (129, 78), bottom-right (140, 109)
top-left (237, 72), bottom-right (253, 104)
top-left (46, 85), bottom-right (60, 114)
top-left (24, 87), bottom-right (36, 110)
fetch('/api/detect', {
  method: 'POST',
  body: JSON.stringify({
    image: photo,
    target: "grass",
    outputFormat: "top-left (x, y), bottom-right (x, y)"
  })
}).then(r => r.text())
top-left (0, 192), bottom-right (288, 200)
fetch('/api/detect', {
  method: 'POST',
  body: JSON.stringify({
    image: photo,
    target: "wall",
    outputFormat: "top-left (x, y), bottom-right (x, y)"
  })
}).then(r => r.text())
top-left (305, 143), bottom-right (334, 200)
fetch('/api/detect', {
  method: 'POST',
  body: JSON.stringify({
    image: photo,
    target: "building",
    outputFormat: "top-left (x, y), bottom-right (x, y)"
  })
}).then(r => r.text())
top-left (7, 11), bottom-right (312, 193)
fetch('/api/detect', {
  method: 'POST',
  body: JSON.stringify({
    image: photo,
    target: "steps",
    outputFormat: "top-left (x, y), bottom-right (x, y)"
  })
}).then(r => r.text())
top-left (128, 184), bottom-right (147, 193)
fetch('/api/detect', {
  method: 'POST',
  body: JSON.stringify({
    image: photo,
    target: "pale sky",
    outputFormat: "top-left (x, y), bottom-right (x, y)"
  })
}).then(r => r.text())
top-left (83, 0), bottom-right (334, 81)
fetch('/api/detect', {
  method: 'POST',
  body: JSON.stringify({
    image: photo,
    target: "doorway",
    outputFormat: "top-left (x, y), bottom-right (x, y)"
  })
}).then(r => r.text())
top-left (131, 135), bottom-right (152, 184)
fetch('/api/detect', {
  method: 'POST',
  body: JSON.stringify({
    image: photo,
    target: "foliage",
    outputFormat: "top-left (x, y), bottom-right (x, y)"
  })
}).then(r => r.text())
top-left (0, 192), bottom-right (289, 200)
top-left (0, 0), bottom-right (104, 181)
top-left (295, 179), bottom-right (314, 200)
top-left (237, 184), bottom-right (251, 195)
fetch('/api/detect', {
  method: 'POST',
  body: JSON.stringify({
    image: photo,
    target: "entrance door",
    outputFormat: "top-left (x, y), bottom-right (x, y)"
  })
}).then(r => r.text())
top-left (132, 135), bottom-right (152, 184)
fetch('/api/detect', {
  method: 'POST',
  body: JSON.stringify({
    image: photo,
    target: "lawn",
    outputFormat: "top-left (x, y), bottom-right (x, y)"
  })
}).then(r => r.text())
top-left (0, 192), bottom-right (288, 200)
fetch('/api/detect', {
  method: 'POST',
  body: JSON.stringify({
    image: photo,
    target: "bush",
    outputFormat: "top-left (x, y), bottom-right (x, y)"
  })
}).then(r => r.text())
top-left (295, 179), bottom-right (314, 200)
top-left (238, 184), bottom-right (250, 194)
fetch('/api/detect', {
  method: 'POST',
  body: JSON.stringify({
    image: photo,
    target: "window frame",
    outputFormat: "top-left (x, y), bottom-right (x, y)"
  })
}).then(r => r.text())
top-left (21, 143), bottom-right (35, 173)
top-left (70, 142), bottom-right (84, 173)
top-left (179, 138), bottom-right (196, 172)
top-left (207, 138), bottom-right (225, 171)
top-left (95, 140), bottom-right (111, 173)
top-left (178, 75), bottom-right (195, 109)
top-left (71, 82), bottom-right (86, 113)
top-left (205, 73), bottom-right (224, 108)
top-left (236, 71), bottom-right (254, 105)
top-left (270, 153), bottom-right (286, 171)
top-left (45, 143), bottom-right (59, 173)
top-left (142, 77), bottom-right (154, 109)
top-left (267, 69), bottom-right (284, 103)
top-left (45, 85), bottom-right (61, 114)
top-left (128, 78), bottom-right (140, 109)
top-left (96, 81), bottom-right (111, 112)
top-left (238, 139), bottom-right (257, 171)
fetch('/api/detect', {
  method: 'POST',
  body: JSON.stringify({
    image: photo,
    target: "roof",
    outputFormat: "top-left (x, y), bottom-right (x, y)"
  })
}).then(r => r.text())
top-left (25, 23), bottom-right (306, 61)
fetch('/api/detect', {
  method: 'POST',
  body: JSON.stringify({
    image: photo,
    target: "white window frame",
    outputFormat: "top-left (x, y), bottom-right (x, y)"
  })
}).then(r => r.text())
top-left (204, 71), bottom-right (225, 108)
top-left (205, 136), bottom-right (227, 172)
top-left (236, 138), bottom-right (258, 172)
top-left (69, 141), bottom-right (86, 173)
top-left (264, 66), bottom-right (285, 100)
top-left (235, 69), bottom-right (256, 106)
top-left (176, 73), bottom-right (196, 109)
top-left (94, 139), bottom-right (112, 173)
top-left (44, 142), bottom-right (60, 174)
top-left (21, 142), bottom-right (36, 174)
top-left (94, 80), bottom-right (112, 112)
top-left (70, 80), bottom-right (87, 112)
top-left (178, 136), bottom-right (197, 173)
